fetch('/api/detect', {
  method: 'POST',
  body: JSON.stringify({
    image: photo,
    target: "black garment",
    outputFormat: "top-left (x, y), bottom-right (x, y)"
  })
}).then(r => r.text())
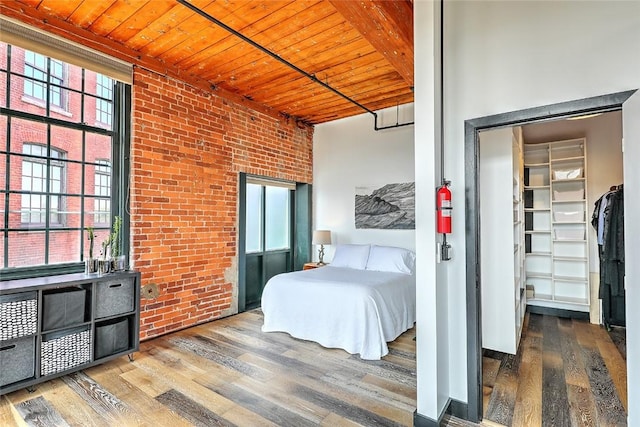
top-left (595, 187), bottom-right (625, 328)
top-left (601, 189), bottom-right (624, 297)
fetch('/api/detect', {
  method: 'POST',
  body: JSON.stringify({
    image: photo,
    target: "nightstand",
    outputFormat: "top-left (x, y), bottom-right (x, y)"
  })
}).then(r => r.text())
top-left (303, 262), bottom-right (328, 270)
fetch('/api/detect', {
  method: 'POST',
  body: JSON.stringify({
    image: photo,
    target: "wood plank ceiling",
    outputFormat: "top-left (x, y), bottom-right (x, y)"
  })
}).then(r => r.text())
top-left (1, 0), bottom-right (414, 125)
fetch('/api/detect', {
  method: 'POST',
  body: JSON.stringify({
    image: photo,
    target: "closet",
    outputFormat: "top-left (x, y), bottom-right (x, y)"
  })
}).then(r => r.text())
top-left (523, 138), bottom-right (590, 312)
top-left (480, 112), bottom-right (625, 355)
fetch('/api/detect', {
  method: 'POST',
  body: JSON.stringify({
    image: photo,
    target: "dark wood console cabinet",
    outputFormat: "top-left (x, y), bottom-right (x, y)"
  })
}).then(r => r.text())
top-left (0, 270), bottom-right (140, 395)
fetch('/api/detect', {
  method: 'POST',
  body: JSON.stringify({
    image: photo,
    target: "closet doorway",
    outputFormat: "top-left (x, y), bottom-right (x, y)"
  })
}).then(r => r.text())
top-left (464, 90), bottom-right (639, 424)
top-left (478, 111), bottom-right (627, 425)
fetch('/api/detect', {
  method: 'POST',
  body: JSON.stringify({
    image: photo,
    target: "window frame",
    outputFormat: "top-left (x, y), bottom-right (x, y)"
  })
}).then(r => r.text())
top-left (1, 44), bottom-right (131, 280)
top-left (95, 74), bottom-right (113, 127)
top-left (93, 158), bottom-right (112, 226)
top-left (20, 143), bottom-right (66, 226)
top-left (23, 50), bottom-right (67, 110)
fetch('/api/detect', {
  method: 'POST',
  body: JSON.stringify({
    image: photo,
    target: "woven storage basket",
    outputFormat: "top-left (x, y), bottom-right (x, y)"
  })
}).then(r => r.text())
top-left (41, 326), bottom-right (91, 376)
top-left (0, 292), bottom-right (37, 341)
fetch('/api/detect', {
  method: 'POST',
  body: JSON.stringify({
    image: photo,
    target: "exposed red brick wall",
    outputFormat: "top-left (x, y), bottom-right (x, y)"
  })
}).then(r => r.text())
top-left (130, 67), bottom-right (313, 340)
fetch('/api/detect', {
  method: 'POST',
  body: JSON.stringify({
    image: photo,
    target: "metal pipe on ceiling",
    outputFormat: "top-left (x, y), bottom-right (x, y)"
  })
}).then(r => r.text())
top-left (176, 0), bottom-right (413, 131)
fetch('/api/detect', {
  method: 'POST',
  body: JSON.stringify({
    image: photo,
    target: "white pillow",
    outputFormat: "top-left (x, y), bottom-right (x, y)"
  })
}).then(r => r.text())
top-left (365, 245), bottom-right (415, 275)
top-left (330, 244), bottom-right (371, 270)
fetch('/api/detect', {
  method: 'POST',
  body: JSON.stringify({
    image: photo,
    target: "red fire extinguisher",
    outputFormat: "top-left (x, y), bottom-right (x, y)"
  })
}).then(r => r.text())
top-left (436, 181), bottom-right (452, 234)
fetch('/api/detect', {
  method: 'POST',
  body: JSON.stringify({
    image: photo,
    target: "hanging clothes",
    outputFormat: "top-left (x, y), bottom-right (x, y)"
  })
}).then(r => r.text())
top-left (591, 185), bottom-right (625, 329)
top-left (591, 189), bottom-right (615, 245)
top-left (602, 187), bottom-right (624, 296)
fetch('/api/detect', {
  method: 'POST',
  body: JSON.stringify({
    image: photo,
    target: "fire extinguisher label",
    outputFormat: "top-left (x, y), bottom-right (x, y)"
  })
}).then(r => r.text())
top-left (441, 200), bottom-right (451, 208)
top-left (442, 209), bottom-right (452, 217)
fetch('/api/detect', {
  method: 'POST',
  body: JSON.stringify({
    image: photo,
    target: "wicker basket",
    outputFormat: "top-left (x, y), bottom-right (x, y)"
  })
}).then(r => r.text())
top-left (41, 326), bottom-right (91, 376)
top-left (0, 292), bottom-right (37, 341)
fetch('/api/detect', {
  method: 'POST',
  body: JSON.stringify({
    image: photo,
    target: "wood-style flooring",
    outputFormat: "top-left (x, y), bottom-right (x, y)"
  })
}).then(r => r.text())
top-left (2, 310), bottom-right (624, 426)
top-left (0, 309), bottom-right (419, 427)
top-left (483, 313), bottom-right (628, 427)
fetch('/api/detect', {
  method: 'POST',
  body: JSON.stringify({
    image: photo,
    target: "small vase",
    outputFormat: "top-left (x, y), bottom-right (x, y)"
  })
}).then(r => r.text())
top-left (112, 255), bottom-right (127, 272)
top-left (85, 258), bottom-right (98, 274)
top-left (97, 259), bottom-right (112, 275)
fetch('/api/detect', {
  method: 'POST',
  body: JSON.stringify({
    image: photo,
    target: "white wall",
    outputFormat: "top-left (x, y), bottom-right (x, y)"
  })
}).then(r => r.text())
top-left (313, 103), bottom-right (415, 261)
top-left (413, 0), bottom-right (640, 422)
top-left (622, 89), bottom-right (640, 427)
top-left (414, 0), bottom-right (449, 421)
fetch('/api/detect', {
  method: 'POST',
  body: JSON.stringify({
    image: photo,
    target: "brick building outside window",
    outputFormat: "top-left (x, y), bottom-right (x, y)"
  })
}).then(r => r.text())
top-left (0, 43), bottom-right (128, 276)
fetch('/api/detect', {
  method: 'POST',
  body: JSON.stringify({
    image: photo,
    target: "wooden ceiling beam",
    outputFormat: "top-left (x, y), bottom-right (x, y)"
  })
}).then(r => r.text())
top-left (329, 0), bottom-right (413, 87)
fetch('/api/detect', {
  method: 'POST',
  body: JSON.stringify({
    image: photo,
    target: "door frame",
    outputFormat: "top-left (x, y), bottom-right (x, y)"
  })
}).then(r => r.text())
top-left (464, 90), bottom-right (637, 422)
top-left (238, 173), bottom-right (312, 313)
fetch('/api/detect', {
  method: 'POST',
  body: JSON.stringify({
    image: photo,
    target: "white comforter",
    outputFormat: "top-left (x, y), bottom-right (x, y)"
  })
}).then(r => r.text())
top-left (261, 266), bottom-right (416, 360)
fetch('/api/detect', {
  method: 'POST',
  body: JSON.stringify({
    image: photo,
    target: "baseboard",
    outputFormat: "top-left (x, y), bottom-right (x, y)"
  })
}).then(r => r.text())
top-left (414, 398), bottom-right (470, 426)
top-left (447, 398), bottom-right (469, 419)
top-left (413, 410), bottom-right (439, 427)
top-left (526, 304), bottom-right (589, 320)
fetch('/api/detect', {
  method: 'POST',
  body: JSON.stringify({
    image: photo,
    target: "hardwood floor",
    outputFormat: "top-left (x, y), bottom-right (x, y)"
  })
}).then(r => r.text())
top-left (2, 310), bottom-right (625, 426)
top-left (483, 313), bottom-right (627, 427)
top-left (0, 309), bottom-right (418, 426)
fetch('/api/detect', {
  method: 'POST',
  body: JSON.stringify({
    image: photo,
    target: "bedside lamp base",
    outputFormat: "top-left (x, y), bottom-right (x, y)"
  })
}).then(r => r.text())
top-left (317, 244), bottom-right (326, 265)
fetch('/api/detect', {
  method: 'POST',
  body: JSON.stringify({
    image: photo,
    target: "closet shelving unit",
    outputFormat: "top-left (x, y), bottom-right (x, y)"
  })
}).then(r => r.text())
top-left (524, 138), bottom-right (589, 313)
top-left (513, 128), bottom-right (526, 342)
top-left (480, 126), bottom-right (525, 355)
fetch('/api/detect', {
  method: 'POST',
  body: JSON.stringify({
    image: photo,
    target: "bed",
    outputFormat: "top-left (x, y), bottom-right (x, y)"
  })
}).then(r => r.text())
top-left (261, 244), bottom-right (416, 360)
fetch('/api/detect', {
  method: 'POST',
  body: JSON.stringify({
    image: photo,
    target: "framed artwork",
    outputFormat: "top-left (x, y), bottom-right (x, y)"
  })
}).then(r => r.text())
top-left (355, 182), bottom-right (415, 229)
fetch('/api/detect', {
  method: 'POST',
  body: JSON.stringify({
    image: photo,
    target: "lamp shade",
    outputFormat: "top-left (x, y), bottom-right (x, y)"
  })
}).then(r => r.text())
top-left (312, 230), bottom-right (332, 245)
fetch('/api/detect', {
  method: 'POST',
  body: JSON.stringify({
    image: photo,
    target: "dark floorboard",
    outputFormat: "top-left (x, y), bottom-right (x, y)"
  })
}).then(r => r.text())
top-left (483, 313), bottom-right (627, 426)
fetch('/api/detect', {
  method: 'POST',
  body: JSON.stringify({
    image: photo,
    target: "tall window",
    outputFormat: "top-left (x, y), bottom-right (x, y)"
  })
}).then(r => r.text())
top-left (23, 50), bottom-right (66, 109)
top-left (245, 182), bottom-right (291, 253)
top-left (240, 176), bottom-right (296, 311)
top-left (21, 144), bottom-right (65, 225)
top-left (94, 159), bottom-right (111, 225)
top-left (265, 186), bottom-right (290, 250)
top-left (1, 43), bottom-right (130, 278)
top-left (96, 74), bottom-right (113, 126)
